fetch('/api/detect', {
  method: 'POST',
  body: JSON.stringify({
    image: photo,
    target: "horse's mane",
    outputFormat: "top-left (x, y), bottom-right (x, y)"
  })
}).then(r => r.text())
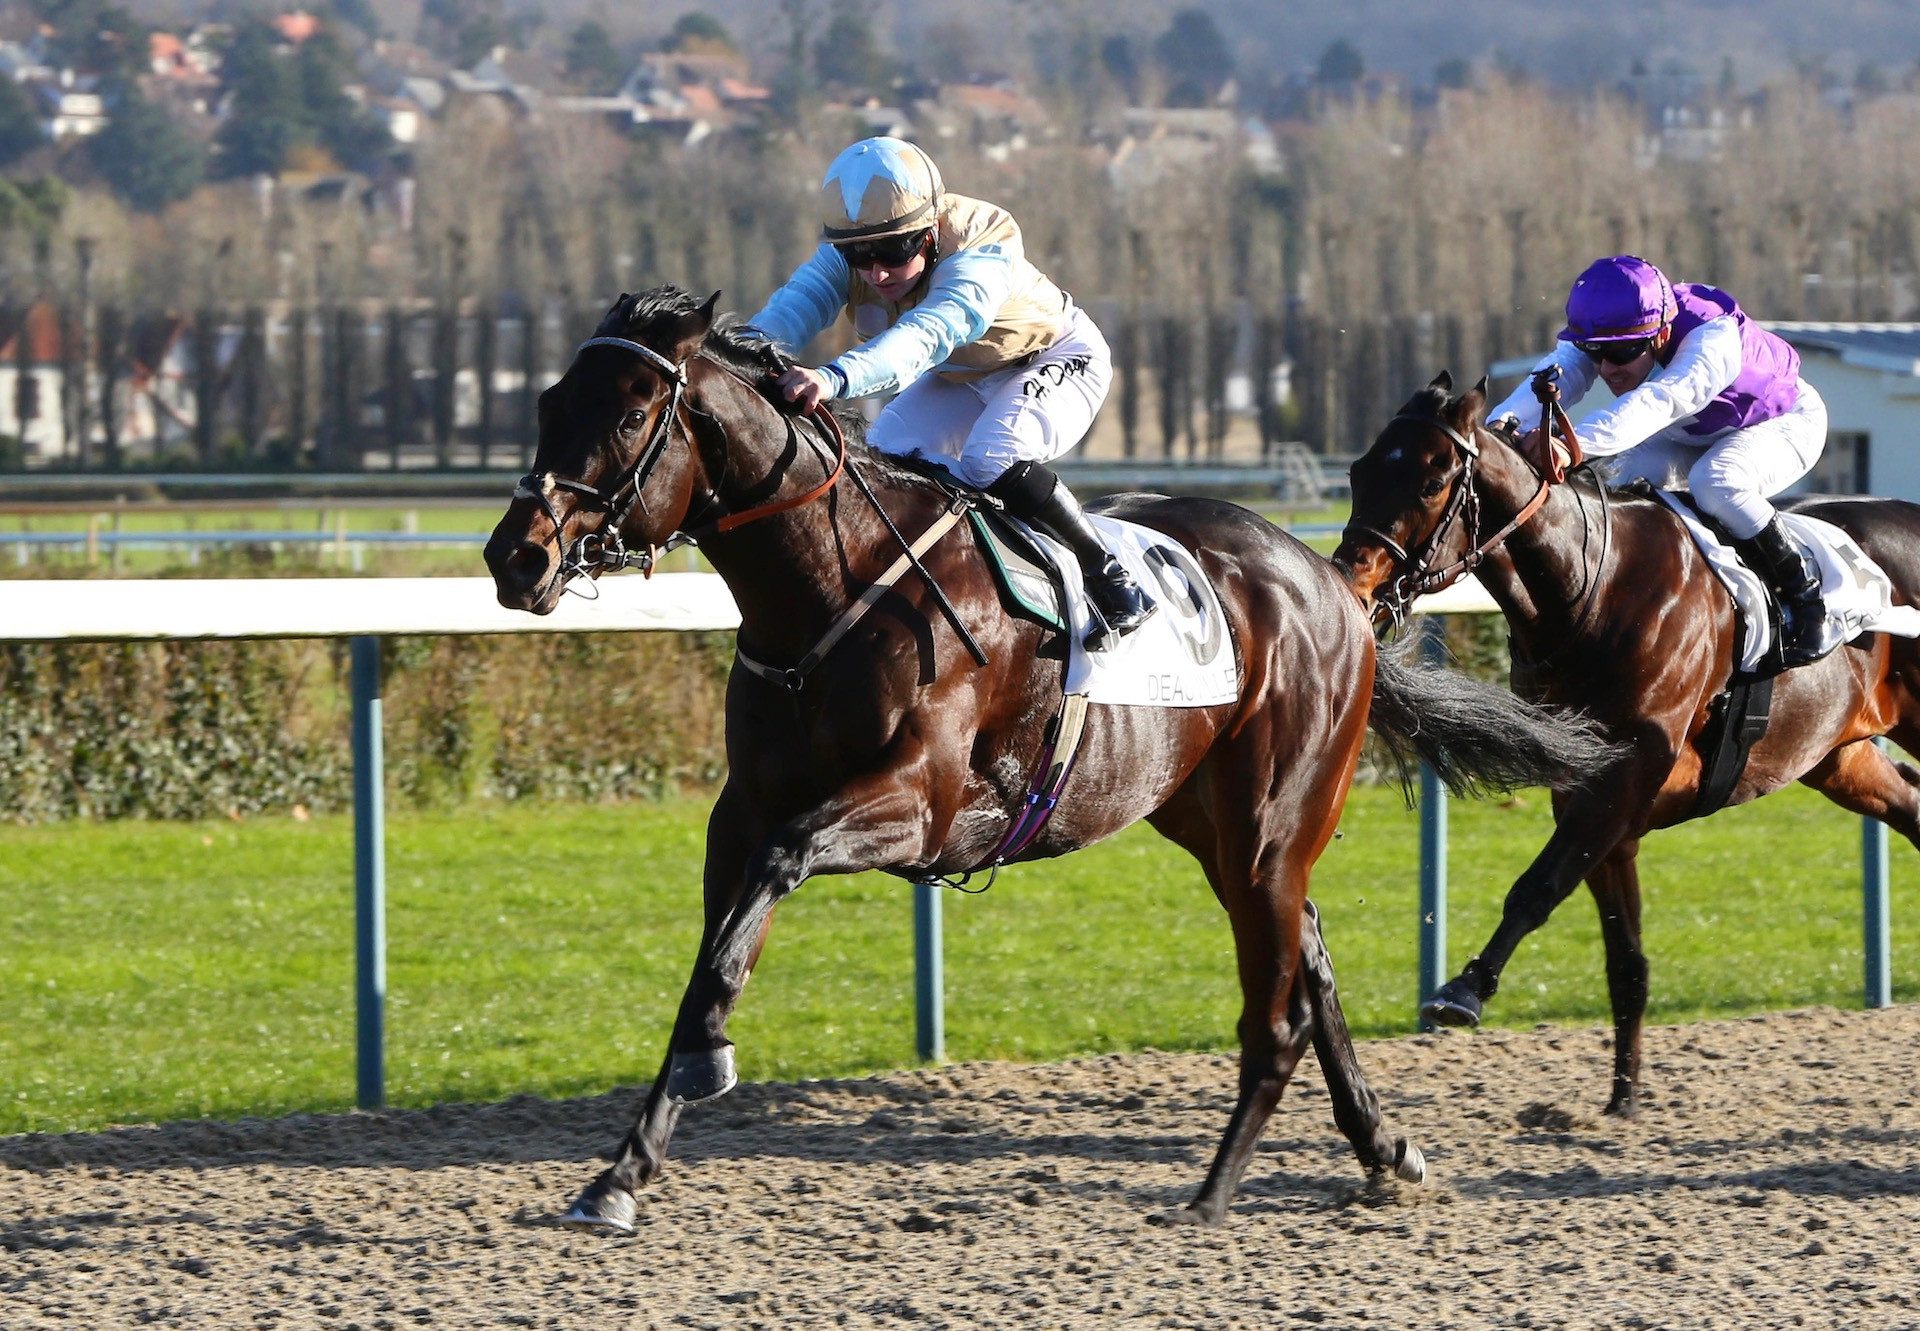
top-left (598, 284), bottom-right (947, 498)
top-left (596, 285), bottom-right (787, 382)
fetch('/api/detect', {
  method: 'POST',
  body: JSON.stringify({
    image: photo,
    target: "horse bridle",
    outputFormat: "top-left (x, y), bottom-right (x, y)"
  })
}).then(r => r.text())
top-left (1347, 412), bottom-right (1564, 629)
top-left (515, 335), bottom-right (846, 588)
top-left (515, 335), bottom-right (690, 584)
top-left (1345, 415), bottom-right (1487, 627)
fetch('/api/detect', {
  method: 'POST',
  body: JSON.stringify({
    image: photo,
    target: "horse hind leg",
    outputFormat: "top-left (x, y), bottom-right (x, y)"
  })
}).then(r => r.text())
top-left (1804, 736), bottom-right (1920, 851)
top-left (1296, 900), bottom-right (1426, 1184)
top-left (1166, 894), bottom-right (1318, 1229)
top-left (1586, 840), bottom-right (1648, 1117)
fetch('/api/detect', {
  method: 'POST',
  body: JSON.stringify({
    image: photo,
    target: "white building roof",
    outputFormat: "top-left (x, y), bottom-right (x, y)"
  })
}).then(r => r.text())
top-left (1768, 323), bottom-right (1920, 377)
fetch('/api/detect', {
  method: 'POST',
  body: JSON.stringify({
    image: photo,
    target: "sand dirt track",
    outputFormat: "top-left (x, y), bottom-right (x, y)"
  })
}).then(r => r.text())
top-left (4, 1005), bottom-right (1919, 1330)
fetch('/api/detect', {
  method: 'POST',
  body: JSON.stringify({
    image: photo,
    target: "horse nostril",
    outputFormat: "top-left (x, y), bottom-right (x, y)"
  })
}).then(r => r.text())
top-left (503, 541), bottom-right (551, 593)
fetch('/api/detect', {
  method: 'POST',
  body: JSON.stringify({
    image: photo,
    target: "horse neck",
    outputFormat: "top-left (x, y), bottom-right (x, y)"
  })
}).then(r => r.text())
top-left (1464, 436), bottom-right (1607, 642)
top-left (688, 370), bottom-right (937, 656)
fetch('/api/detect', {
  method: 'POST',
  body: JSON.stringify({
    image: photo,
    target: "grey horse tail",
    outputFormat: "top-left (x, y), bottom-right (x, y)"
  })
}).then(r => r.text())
top-left (1367, 633), bottom-right (1620, 802)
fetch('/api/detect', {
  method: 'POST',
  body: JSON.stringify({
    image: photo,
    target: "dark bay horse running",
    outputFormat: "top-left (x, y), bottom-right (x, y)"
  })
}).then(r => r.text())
top-left (484, 289), bottom-right (1610, 1228)
top-left (1335, 372), bottom-right (1920, 1115)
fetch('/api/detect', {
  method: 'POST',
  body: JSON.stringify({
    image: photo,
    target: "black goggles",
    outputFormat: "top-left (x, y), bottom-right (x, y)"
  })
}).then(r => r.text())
top-left (835, 229), bottom-right (929, 270)
top-left (1575, 336), bottom-right (1655, 365)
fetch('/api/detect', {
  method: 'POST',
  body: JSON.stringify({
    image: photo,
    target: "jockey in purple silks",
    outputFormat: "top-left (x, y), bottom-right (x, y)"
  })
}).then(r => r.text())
top-left (744, 136), bottom-right (1155, 648)
top-left (1490, 254), bottom-right (1830, 667)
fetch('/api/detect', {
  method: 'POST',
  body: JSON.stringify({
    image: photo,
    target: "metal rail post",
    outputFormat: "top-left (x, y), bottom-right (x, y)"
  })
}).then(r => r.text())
top-left (350, 636), bottom-right (387, 1108)
top-left (1417, 618), bottom-right (1448, 1032)
top-left (914, 880), bottom-right (944, 1062)
top-left (1864, 741), bottom-right (1892, 1009)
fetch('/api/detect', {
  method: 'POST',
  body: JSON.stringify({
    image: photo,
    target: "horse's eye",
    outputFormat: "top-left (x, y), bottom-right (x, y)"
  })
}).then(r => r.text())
top-left (620, 410), bottom-right (647, 435)
top-left (1420, 479), bottom-right (1445, 501)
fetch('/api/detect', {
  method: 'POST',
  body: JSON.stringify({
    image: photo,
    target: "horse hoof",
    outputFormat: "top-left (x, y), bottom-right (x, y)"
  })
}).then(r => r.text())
top-left (1393, 1138), bottom-right (1427, 1185)
top-left (1421, 980), bottom-right (1483, 1028)
top-left (1148, 1202), bottom-right (1226, 1228)
top-left (666, 1046), bottom-right (738, 1104)
top-left (558, 1173), bottom-right (637, 1235)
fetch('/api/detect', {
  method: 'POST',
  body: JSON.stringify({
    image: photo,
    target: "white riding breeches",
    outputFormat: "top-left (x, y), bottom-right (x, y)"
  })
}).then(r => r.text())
top-left (866, 306), bottom-right (1113, 489)
top-left (1598, 379), bottom-right (1827, 540)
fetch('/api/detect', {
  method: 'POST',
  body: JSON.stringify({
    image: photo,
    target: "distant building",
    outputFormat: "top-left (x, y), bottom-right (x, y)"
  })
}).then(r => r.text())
top-left (0, 305), bottom-right (68, 460)
top-left (911, 82), bottom-right (1047, 158)
top-left (613, 50), bottom-right (769, 144)
top-left (1772, 324), bottom-right (1920, 499)
top-left (0, 38), bottom-right (52, 83)
top-left (1106, 108), bottom-right (1279, 194)
top-left (33, 75), bottom-right (106, 141)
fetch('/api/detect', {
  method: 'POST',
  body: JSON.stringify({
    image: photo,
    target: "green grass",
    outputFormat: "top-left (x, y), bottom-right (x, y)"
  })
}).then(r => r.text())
top-left (2, 783), bottom-right (1912, 1135)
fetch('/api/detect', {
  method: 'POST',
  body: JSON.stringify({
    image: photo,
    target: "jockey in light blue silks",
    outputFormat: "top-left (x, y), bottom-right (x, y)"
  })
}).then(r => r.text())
top-left (1490, 254), bottom-right (1830, 666)
top-left (745, 136), bottom-right (1155, 647)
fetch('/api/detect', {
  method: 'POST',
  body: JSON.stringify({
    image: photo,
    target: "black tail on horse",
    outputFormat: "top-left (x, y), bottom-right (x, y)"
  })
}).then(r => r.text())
top-left (1370, 630), bottom-right (1619, 800)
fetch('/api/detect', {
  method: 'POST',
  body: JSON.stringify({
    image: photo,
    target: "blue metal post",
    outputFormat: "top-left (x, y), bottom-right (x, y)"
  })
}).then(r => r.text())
top-left (1864, 742), bottom-right (1891, 1009)
top-left (914, 880), bottom-right (944, 1062)
top-left (1417, 618), bottom-right (1448, 1032)
top-left (350, 636), bottom-right (387, 1109)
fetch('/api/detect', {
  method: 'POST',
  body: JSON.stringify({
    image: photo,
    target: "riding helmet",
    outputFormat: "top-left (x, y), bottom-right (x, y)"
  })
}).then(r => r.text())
top-left (820, 137), bottom-right (945, 242)
top-left (1558, 255), bottom-right (1677, 342)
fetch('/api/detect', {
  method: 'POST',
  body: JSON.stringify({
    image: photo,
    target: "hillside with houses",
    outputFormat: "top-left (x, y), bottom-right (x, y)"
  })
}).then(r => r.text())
top-left (0, 2), bottom-right (1917, 470)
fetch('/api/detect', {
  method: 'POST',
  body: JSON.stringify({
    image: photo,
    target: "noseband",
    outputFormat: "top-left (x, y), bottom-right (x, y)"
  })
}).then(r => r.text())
top-left (516, 335), bottom-right (689, 583)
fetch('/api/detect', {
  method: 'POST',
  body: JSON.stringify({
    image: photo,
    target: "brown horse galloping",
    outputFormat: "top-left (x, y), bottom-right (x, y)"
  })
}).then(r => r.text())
top-left (1335, 372), bottom-right (1920, 1115)
top-left (484, 290), bottom-right (1610, 1228)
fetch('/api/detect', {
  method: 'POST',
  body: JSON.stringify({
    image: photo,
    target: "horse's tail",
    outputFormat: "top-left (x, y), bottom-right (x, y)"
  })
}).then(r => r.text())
top-left (1367, 633), bottom-right (1620, 800)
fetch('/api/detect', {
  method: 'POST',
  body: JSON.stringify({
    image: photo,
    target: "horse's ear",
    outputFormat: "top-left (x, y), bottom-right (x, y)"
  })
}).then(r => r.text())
top-left (664, 292), bottom-right (721, 358)
top-left (1455, 375), bottom-right (1490, 428)
top-left (1428, 370), bottom-right (1453, 394)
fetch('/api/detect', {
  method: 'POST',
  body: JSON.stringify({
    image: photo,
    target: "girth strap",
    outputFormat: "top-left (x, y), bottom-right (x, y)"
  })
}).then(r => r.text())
top-left (735, 504), bottom-right (968, 692)
top-left (917, 689), bottom-right (1094, 895)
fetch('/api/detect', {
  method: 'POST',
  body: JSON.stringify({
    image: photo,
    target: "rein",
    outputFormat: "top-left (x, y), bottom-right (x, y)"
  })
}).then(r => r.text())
top-left (516, 329), bottom-right (984, 691)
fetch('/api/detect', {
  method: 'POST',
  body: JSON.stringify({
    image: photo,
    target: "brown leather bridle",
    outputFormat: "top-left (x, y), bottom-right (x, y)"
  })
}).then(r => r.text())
top-left (1346, 373), bottom-right (1581, 628)
top-left (516, 335), bottom-right (845, 587)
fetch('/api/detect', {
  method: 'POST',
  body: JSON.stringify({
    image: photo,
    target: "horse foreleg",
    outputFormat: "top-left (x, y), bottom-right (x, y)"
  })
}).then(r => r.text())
top-left (1296, 900), bottom-right (1426, 1183)
top-left (560, 785), bottom-right (763, 1233)
top-left (1585, 839), bottom-right (1648, 1116)
top-left (564, 766), bottom-right (939, 1233)
top-left (666, 765), bottom-right (939, 1096)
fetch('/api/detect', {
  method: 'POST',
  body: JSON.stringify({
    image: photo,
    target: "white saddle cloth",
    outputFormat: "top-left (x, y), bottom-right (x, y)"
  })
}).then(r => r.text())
top-left (1654, 490), bottom-right (1920, 671)
top-left (1012, 514), bottom-right (1241, 707)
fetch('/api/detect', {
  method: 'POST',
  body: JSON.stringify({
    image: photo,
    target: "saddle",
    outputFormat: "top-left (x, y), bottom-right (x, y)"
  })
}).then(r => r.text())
top-left (1628, 484), bottom-right (1781, 817)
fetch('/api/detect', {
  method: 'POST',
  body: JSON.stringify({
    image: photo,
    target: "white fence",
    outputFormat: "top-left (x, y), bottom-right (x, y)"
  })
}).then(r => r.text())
top-left (2, 571), bottom-right (1894, 1109)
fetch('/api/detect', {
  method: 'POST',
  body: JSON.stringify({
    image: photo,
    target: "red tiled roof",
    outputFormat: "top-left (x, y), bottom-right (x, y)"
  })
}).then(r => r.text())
top-left (273, 11), bottom-right (319, 44)
top-left (678, 83), bottom-right (722, 118)
top-left (0, 304), bottom-right (68, 363)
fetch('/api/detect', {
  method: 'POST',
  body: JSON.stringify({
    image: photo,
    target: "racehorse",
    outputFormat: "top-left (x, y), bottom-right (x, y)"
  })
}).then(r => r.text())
top-left (1334, 372), bottom-right (1920, 1115)
top-left (483, 288), bottom-right (1613, 1228)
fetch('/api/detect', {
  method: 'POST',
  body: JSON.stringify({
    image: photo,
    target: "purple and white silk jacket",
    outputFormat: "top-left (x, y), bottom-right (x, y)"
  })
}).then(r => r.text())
top-left (1490, 284), bottom-right (1802, 457)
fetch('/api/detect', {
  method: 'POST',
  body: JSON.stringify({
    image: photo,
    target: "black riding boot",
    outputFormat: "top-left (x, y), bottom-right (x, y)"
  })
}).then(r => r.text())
top-left (1739, 516), bottom-right (1826, 668)
top-left (987, 461), bottom-right (1156, 649)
